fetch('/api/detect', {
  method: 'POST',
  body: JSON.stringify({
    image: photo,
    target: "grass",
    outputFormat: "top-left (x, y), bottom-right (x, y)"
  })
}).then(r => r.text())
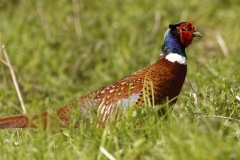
top-left (0, 0), bottom-right (240, 159)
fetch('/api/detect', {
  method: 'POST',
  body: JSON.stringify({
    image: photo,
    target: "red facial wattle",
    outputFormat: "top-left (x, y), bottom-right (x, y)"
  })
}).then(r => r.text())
top-left (178, 23), bottom-right (195, 47)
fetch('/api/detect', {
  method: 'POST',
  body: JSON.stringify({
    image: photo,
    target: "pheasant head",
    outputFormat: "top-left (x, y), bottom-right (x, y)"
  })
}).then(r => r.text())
top-left (162, 22), bottom-right (202, 58)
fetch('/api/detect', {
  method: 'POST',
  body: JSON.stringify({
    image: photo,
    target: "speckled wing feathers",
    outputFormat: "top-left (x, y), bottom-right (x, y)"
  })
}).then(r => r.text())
top-left (63, 55), bottom-right (187, 122)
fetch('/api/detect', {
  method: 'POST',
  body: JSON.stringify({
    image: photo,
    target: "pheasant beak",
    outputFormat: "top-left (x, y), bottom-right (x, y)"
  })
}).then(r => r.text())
top-left (192, 31), bottom-right (202, 37)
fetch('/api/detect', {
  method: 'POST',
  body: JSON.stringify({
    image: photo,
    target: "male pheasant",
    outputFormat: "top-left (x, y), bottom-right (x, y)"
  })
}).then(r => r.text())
top-left (0, 22), bottom-right (202, 129)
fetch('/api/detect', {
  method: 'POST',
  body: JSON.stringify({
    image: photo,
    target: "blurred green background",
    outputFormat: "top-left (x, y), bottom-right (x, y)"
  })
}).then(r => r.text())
top-left (0, 0), bottom-right (240, 159)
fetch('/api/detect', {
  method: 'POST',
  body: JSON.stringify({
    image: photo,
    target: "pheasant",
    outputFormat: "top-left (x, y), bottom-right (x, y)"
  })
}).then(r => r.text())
top-left (0, 22), bottom-right (202, 129)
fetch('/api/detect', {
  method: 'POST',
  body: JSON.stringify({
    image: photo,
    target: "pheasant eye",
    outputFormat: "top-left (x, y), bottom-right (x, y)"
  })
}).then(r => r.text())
top-left (182, 26), bottom-right (188, 31)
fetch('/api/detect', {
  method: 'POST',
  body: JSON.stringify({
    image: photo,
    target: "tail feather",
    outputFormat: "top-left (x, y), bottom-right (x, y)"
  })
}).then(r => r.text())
top-left (0, 106), bottom-right (72, 129)
top-left (0, 112), bottom-right (51, 129)
top-left (0, 115), bottom-right (29, 128)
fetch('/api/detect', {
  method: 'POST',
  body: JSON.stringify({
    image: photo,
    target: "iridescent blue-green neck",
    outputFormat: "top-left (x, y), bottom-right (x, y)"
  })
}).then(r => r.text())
top-left (161, 29), bottom-right (186, 57)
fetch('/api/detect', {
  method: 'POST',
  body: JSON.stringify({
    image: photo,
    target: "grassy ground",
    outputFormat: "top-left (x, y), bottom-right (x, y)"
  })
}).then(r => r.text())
top-left (0, 0), bottom-right (240, 159)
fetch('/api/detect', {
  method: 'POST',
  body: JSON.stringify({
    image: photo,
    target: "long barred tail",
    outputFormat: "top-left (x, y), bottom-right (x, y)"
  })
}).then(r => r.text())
top-left (0, 112), bottom-right (50, 129)
top-left (0, 105), bottom-right (72, 129)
